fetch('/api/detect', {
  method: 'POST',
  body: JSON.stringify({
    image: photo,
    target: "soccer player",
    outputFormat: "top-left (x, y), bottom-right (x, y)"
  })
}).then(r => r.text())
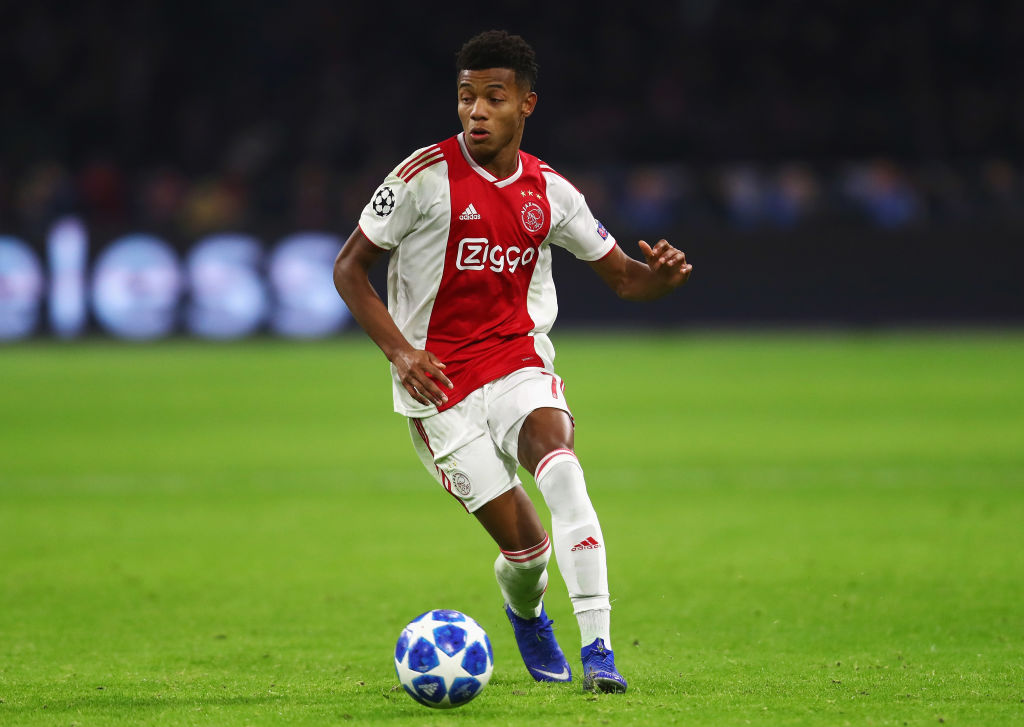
top-left (333, 30), bottom-right (692, 693)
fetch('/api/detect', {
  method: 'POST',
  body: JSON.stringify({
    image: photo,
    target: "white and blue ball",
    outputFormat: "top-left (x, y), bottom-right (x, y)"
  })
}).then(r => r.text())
top-left (394, 609), bottom-right (494, 708)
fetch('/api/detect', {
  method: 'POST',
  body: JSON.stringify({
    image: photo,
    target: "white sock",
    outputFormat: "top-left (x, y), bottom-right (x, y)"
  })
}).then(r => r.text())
top-left (494, 534), bottom-right (551, 619)
top-left (534, 449), bottom-right (611, 620)
top-left (577, 608), bottom-right (612, 649)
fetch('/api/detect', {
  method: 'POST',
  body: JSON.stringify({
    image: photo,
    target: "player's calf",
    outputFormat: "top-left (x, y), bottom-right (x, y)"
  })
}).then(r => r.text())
top-left (494, 534), bottom-right (550, 619)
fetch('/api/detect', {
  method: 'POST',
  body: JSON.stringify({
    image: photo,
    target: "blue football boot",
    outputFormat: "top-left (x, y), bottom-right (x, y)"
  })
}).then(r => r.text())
top-left (504, 604), bottom-right (572, 682)
top-left (581, 638), bottom-right (627, 693)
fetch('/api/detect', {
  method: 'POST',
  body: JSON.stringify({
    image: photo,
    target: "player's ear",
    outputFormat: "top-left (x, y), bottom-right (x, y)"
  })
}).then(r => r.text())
top-left (521, 91), bottom-right (538, 118)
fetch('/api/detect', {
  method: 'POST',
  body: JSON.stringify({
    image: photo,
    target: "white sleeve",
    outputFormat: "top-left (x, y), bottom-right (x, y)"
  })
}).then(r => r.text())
top-left (543, 173), bottom-right (617, 261)
top-left (357, 176), bottom-right (418, 251)
top-left (358, 147), bottom-right (440, 250)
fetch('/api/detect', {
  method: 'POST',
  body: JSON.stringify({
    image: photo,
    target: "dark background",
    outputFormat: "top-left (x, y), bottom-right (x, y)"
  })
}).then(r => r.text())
top-left (2, 0), bottom-right (1022, 326)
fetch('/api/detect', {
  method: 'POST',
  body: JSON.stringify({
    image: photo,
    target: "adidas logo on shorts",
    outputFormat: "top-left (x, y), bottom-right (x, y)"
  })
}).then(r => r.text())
top-left (459, 203), bottom-right (482, 220)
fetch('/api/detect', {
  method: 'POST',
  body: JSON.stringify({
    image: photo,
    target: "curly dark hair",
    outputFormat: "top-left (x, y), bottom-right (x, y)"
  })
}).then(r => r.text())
top-left (456, 30), bottom-right (539, 91)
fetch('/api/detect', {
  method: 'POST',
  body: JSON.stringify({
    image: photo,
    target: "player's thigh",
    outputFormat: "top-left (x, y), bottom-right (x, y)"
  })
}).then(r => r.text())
top-left (408, 402), bottom-right (520, 514)
top-left (486, 367), bottom-right (573, 465)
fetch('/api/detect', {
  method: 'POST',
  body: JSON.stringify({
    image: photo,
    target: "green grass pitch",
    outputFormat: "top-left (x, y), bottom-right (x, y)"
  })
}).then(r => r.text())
top-left (1, 332), bottom-right (1022, 726)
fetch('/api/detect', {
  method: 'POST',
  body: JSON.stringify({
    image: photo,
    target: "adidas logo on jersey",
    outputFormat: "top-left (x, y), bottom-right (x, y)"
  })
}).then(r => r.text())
top-left (570, 536), bottom-right (601, 552)
top-left (459, 203), bottom-right (482, 220)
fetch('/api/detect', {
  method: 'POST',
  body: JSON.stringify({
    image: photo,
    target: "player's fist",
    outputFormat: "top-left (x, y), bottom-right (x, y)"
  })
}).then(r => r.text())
top-left (639, 239), bottom-right (692, 287)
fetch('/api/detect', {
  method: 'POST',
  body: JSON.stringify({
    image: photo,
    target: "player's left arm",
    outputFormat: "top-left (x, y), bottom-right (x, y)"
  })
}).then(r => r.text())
top-left (588, 240), bottom-right (693, 301)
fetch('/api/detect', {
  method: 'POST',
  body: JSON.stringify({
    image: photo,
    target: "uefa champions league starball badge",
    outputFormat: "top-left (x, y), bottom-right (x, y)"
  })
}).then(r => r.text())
top-left (372, 187), bottom-right (396, 217)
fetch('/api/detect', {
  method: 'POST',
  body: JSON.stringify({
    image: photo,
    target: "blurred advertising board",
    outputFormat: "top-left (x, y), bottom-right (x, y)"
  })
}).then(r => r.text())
top-left (0, 217), bottom-right (351, 340)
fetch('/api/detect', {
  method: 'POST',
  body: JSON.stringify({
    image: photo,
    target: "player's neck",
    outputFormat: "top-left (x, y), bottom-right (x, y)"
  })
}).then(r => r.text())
top-left (472, 145), bottom-right (521, 180)
top-left (469, 127), bottom-right (525, 180)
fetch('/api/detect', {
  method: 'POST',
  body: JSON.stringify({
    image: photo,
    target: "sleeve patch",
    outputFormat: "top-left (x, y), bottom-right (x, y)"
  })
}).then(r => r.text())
top-left (371, 186), bottom-right (397, 217)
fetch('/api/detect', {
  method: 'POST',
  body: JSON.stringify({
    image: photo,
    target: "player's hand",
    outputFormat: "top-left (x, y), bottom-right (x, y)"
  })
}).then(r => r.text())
top-left (392, 348), bottom-right (454, 407)
top-left (638, 239), bottom-right (692, 288)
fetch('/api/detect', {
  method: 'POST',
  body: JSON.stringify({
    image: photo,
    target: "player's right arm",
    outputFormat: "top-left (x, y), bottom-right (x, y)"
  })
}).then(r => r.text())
top-left (333, 228), bottom-right (453, 407)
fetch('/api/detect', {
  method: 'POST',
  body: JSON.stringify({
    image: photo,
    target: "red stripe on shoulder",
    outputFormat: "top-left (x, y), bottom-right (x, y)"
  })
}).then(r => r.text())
top-left (401, 153), bottom-right (444, 182)
top-left (397, 145), bottom-right (442, 179)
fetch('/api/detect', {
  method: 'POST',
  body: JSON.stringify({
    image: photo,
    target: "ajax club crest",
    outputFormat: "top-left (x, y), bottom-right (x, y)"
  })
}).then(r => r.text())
top-left (451, 471), bottom-right (472, 496)
top-left (520, 201), bottom-right (545, 233)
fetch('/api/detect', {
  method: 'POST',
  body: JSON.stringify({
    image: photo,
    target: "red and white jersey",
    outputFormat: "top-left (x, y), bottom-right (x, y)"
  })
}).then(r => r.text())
top-left (359, 132), bottom-right (617, 416)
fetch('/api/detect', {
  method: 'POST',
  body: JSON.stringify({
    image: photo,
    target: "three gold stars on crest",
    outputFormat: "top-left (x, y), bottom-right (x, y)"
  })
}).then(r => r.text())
top-left (520, 189), bottom-right (543, 200)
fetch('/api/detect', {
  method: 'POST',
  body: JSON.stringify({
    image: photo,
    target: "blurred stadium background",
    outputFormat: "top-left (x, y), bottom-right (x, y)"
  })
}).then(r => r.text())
top-left (2, 6), bottom-right (1023, 724)
top-left (2, 0), bottom-right (1022, 339)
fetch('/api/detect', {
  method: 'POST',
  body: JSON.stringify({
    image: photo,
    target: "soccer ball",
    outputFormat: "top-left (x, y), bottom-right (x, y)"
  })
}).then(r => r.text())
top-left (394, 609), bottom-right (494, 708)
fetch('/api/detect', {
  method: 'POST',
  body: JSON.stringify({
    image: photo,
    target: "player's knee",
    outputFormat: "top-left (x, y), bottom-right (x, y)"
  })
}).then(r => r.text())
top-left (518, 409), bottom-right (573, 472)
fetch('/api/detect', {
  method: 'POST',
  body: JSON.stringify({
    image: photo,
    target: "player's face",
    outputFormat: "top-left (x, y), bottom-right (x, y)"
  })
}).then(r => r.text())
top-left (457, 68), bottom-right (537, 175)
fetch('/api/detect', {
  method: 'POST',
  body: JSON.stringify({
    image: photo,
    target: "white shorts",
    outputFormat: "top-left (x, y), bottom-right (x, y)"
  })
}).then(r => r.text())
top-left (408, 367), bottom-right (573, 513)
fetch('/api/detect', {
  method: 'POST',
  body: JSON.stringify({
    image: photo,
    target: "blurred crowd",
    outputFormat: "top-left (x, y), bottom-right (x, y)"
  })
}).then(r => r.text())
top-left (3, 156), bottom-right (1022, 243)
top-left (1, 0), bottom-right (1021, 240)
